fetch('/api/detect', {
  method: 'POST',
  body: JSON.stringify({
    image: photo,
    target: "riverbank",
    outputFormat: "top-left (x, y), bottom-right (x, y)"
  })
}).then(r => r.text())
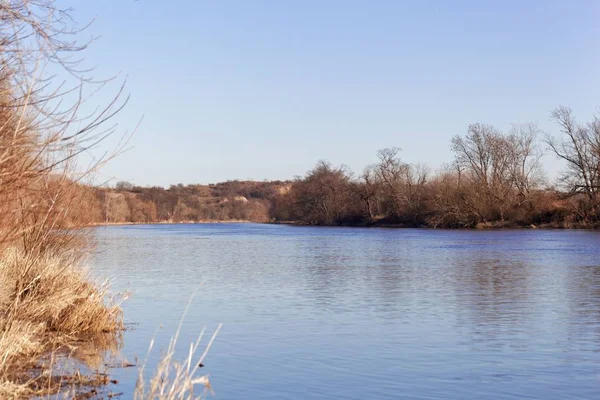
top-left (89, 218), bottom-right (600, 230)
top-left (270, 219), bottom-right (600, 230)
top-left (88, 219), bottom-right (253, 227)
top-left (0, 247), bottom-right (125, 397)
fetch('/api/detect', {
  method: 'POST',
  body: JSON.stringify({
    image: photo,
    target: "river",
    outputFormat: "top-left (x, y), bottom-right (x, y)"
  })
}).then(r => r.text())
top-left (91, 223), bottom-right (600, 399)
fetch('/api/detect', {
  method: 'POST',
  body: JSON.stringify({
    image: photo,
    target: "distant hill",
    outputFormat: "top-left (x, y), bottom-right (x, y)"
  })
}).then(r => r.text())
top-left (92, 180), bottom-right (292, 224)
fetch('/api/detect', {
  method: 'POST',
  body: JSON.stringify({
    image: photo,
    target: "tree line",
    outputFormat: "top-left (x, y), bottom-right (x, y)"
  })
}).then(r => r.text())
top-left (273, 106), bottom-right (600, 228)
top-left (89, 106), bottom-right (600, 228)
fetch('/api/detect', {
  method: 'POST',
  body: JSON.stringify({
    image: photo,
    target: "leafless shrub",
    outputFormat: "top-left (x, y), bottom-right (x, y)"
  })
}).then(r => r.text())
top-left (0, 0), bottom-right (129, 396)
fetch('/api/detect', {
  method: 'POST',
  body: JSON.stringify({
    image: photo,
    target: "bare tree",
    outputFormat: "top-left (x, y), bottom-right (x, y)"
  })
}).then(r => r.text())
top-left (116, 181), bottom-right (134, 190)
top-left (507, 123), bottom-right (545, 204)
top-left (375, 147), bottom-right (409, 218)
top-left (546, 106), bottom-right (600, 218)
top-left (372, 148), bottom-right (430, 222)
top-left (404, 162), bottom-right (429, 221)
top-left (291, 161), bottom-right (353, 225)
top-left (0, 1), bottom-right (129, 249)
top-left (427, 165), bottom-right (473, 227)
top-left (349, 165), bottom-right (380, 220)
top-left (451, 123), bottom-right (542, 221)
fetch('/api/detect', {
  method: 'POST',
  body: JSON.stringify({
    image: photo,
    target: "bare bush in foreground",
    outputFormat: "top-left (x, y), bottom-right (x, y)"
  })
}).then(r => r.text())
top-left (0, 0), bottom-right (129, 396)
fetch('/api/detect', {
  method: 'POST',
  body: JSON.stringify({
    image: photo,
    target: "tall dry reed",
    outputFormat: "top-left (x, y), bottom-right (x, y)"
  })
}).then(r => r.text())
top-left (135, 323), bottom-right (222, 400)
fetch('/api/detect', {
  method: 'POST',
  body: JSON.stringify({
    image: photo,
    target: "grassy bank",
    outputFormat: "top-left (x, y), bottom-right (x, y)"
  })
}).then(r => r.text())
top-left (0, 248), bottom-right (125, 397)
top-left (0, 2), bottom-right (218, 397)
top-left (0, 1), bottom-right (128, 392)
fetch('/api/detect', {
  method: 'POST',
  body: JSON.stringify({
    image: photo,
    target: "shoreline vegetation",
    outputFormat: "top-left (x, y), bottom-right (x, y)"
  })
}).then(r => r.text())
top-left (0, 1), bottom-right (216, 398)
top-left (0, 0), bottom-right (130, 395)
top-left (91, 113), bottom-right (600, 230)
top-left (92, 219), bottom-right (594, 230)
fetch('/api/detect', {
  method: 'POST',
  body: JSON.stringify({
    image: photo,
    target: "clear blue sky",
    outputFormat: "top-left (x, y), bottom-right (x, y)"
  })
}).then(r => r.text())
top-left (71, 0), bottom-right (600, 187)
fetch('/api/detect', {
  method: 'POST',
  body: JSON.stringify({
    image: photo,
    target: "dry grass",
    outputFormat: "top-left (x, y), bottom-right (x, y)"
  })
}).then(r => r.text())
top-left (0, 248), bottom-right (126, 398)
top-left (0, 249), bottom-right (123, 335)
top-left (135, 299), bottom-right (222, 400)
top-left (0, 244), bottom-right (221, 400)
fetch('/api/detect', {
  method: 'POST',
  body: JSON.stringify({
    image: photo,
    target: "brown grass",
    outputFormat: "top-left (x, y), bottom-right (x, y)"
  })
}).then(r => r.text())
top-left (0, 248), bottom-right (126, 398)
top-left (135, 298), bottom-right (222, 400)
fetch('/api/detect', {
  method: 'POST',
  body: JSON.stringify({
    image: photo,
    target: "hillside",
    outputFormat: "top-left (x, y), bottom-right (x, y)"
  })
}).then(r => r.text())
top-left (93, 180), bottom-right (292, 224)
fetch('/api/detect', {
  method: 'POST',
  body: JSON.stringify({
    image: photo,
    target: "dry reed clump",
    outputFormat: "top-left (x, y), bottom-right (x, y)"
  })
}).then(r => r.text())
top-left (135, 320), bottom-right (222, 400)
top-left (0, 249), bottom-right (123, 335)
top-left (0, 248), bottom-right (125, 398)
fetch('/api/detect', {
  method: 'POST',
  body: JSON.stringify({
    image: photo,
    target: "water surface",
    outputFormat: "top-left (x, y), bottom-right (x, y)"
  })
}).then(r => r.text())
top-left (92, 224), bottom-right (600, 399)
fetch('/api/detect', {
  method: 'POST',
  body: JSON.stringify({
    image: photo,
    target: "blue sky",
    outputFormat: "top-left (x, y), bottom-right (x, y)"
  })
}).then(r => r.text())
top-left (70, 1), bottom-right (600, 187)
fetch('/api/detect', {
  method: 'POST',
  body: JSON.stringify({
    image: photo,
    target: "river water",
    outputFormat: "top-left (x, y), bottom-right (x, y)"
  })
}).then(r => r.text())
top-left (91, 224), bottom-right (600, 399)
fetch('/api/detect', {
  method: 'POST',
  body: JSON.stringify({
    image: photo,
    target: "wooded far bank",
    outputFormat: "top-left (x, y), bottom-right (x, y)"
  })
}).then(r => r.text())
top-left (88, 107), bottom-right (600, 229)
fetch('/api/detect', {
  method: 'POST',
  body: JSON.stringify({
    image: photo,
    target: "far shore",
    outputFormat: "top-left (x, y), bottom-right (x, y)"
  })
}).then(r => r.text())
top-left (89, 220), bottom-right (599, 230)
top-left (88, 220), bottom-right (254, 227)
top-left (270, 221), bottom-right (583, 230)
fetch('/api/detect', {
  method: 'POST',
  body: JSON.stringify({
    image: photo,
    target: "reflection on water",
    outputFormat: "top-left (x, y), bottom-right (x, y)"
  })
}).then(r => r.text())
top-left (70, 331), bottom-right (124, 371)
top-left (91, 224), bottom-right (600, 399)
